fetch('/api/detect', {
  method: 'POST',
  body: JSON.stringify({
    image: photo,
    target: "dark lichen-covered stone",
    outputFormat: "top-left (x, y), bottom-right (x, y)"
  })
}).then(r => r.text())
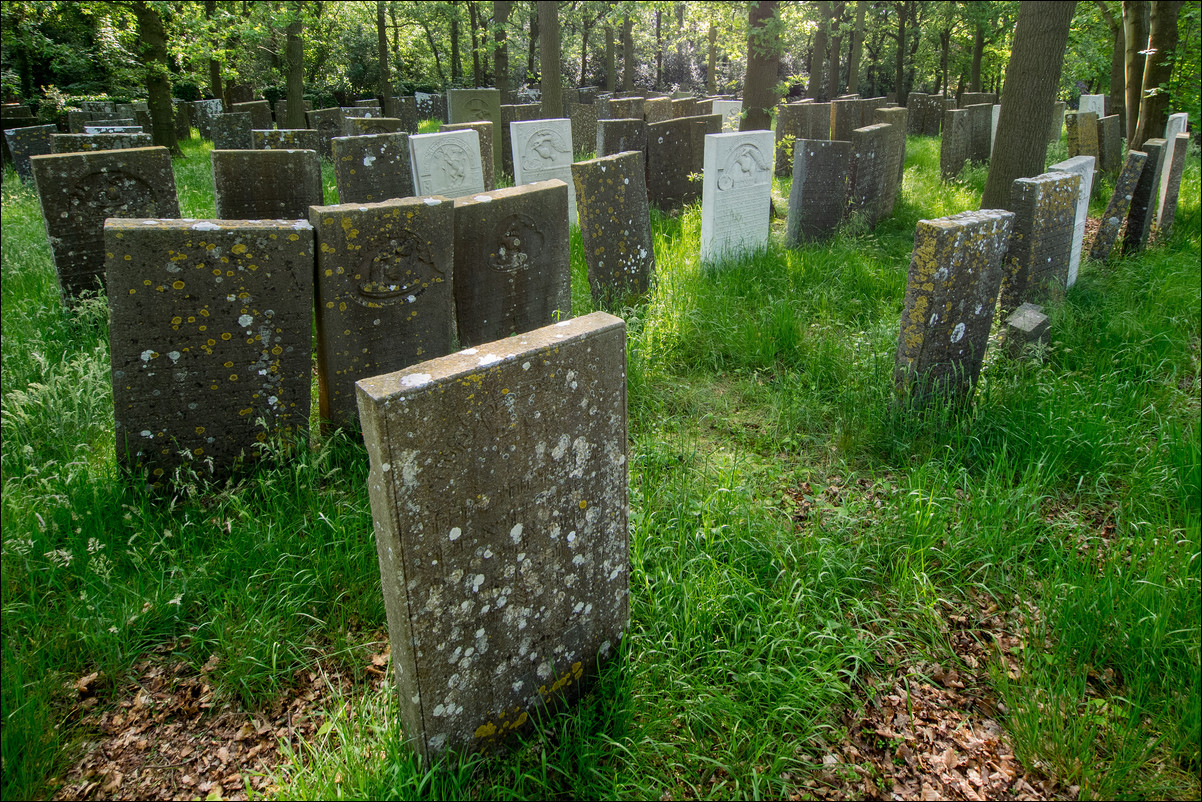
top-left (939, 109), bottom-right (970, 180)
top-left (31, 147), bottom-right (180, 303)
top-left (332, 133), bottom-right (415, 204)
top-left (894, 209), bottom-right (1014, 405)
top-left (441, 120), bottom-right (496, 191)
top-left (230, 100), bottom-right (272, 130)
top-left (848, 123), bottom-right (890, 228)
top-left (106, 217), bottom-right (314, 486)
top-left (1065, 111), bottom-right (1098, 159)
top-left (211, 112), bottom-right (253, 150)
top-left (253, 129), bottom-right (320, 152)
top-left (873, 106), bottom-right (907, 216)
top-left (51, 133), bottom-right (153, 154)
top-left (671, 97), bottom-right (700, 118)
top-left (448, 88), bottom-right (502, 172)
top-left (415, 91), bottom-right (448, 123)
top-left (999, 172), bottom-right (1079, 313)
top-left (645, 114), bottom-right (719, 209)
top-left (345, 116), bottom-right (403, 137)
top-left (1048, 101), bottom-right (1066, 144)
top-left (1122, 138), bottom-right (1166, 255)
top-left (1155, 132), bottom-right (1190, 240)
top-left (643, 97), bottom-right (674, 124)
top-left (1088, 149), bottom-right (1147, 263)
top-left (607, 98), bottom-right (645, 121)
top-left (830, 98), bottom-right (864, 142)
top-left (307, 107), bottom-right (346, 159)
top-left (355, 310), bottom-right (629, 762)
top-left (211, 149), bottom-right (322, 219)
top-left (191, 99), bottom-right (224, 139)
top-left (785, 139), bottom-right (850, 245)
top-left (452, 180), bottom-right (571, 347)
top-left (1096, 114), bottom-right (1122, 176)
top-left (311, 196), bottom-right (454, 429)
top-left (500, 104), bottom-right (542, 179)
top-left (4, 123), bottom-right (56, 182)
top-left (964, 103), bottom-right (993, 163)
top-left (1004, 303), bottom-right (1050, 360)
top-left (394, 96), bottom-right (419, 131)
top-left (572, 151), bottom-right (655, 306)
top-left (596, 118), bottom-right (646, 158)
top-left (342, 106), bottom-right (382, 119)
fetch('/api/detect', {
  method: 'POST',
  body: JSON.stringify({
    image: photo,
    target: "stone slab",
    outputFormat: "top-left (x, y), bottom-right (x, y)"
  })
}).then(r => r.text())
top-left (212, 113), bottom-right (254, 150)
top-left (345, 116), bottom-right (403, 137)
top-left (939, 109), bottom-right (969, 180)
top-left (409, 129), bottom-right (487, 199)
top-left (1158, 113), bottom-right (1188, 213)
top-left (990, 104), bottom-right (1000, 155)
top-left (511, 119), bottom-right (576, 224)
top-left (84, 125), bottom-right (144, 135)
top-left (211, 149), bottom-right (323, 219)
top-left (342, 106), bottom-right (383, 119)
top-left (785, 139), bottom-right (850, 245)
top-left (848, 124), bottom-right (890, 228)
top-left (441, 121), bottom-right (496, 191)
top-left (568, 102), bottom-right (598, 156)
top-left (1078, 94), bottom-right (1105, 119)
top-left (308, 107), bottom-right (346, 159)
top-left (645, 115), bottom-right (719, 209)
top-left (1048, 101), bottom-right (1066, 144)
top-left (596, 118), bottom-right (646, 158)
top-left (254, 129), bottom-right (320, 152)
top-left (414, 92), bottom-right (447, 123)
top-left (711, 100), bottom-right (742, 132)
top-left (999, 172), bottom-right (1079, 313)
top-left (51, 133), bottom-right (152, 154)
top-left (500, 104), bottom-right (542, 178)
top-left (1097, 114), bottom-right (1122, 176)
top-left (1155, 132), bottom-right (1190, 239)
top-left (192, 99), bottom-right (225, 139)
top-left (1065, 111), bottom-right (1098, 159)
top-left (965, 103), bottom-right (993, 163)
top-left (1047, 155), bottom-right (1095, 285)
top-left (643, 97), bottom-right (674, 124)
top-left (572, 151), bottom-right (655, 306)
top-left (873, 107), bottom-right (907, 216)
top-left (448, 88), bottom-right (502, 173)
top-left (4, 123), bottom-right (57, 182)
top-left (1121, 138), bottom-right (1165, 255)
top-left (231, 100), bottom-right (272, 130)
top-left (395, 96), bottom-right (419, 132)
top-left (700, 131), bottom-right (774, 264)
top-left (331, 132), bottom-right (415, 204)
top-left (1088, 149), bottom-right (1147, 262)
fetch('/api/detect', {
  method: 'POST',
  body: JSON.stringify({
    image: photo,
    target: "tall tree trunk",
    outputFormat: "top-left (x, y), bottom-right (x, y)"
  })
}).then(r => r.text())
top-left (810, 1), bottom-right (831, 99)
top-left (676, 3), bottom-right (687, 87)
top-left (904, 3), bottom-right (920, 97)
top-left (847, 0), bottom-right (865, 93)
top-left (655, 10), bottom-right (663, 90)
top-left (130, 1), bottom-right (179, 155)
top-left (707, 22), bottom-right (717, 93)
top-left (420, 19), bottom-right (446, 84)
top-left (606, 25), bottom-right (616, 91)
top-left (970, 19), bottom-right (984, 90)
top-left (527, 5), bottom-right (538, 83)
top-left (1094, 1), bottom-right (1125, 129)
top-left (377, 1), bottom-right (392, 106)
top-left (1123, 0), bottom-right (1148, 141)
top-left (390, 2), bottom-right (403, 80)
top-left (494, 0), bottom-right (512, 100)
top-left (204, 0), bottom-right (224, 109)
top-left (828, 2), bottom-right (845, 98)
top-left (893, 0), bottom-right (907, 106)
top-left (622, 15), bottom-right (634, 90)
top-left (940, 27), bottom-right (951, 95)
top-left (741, 0), bottom-right (782, 131)
top-left (469, 0), bottom-right (483, 85)
top-left (1132, 0), bottom-right (1183, 148)
top-left (284, 4), bottom-right (305, 128)
top-left (451, 0), bottom-right (462, 81)
top-left (581, 24), bottom-right (590, 84)
top-left (539, 1), bottom-right (562, 116)
top-left (982, 1), bottom-right (1076, 208)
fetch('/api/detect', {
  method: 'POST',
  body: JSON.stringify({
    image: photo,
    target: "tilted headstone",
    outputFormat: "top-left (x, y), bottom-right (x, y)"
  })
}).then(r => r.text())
top-left (1078, 94), bottom-right (1105, 120)
top-left (894, 209), bottom-right (1015, 404)
top-left (4, 124), bottom-right (57, 183)
top-left (310, 196), bottom-right (454, 428)
top-left (106, 217), bottom-right (313, 485)
top-left (51, 133), bottom-right (152, 154)
top-left (448, 88), bottom-right (503, 172)
top-left (442, 120), bottom-right (496, 191)
top-left (847, 123), bottom-right (890, 228)
top-left (671, 98), bottom-right (700, 118)
top-left (999, 171), bottom-right (1079, 313)
top-left (211, 112), bottom-right (254, 150)
top-left (939, 109), bottom-right (970, 180)
top-left (1155, 132), bottom-right (1190, 239)
top-left (1048, 101), bottom-right (1066, 144)
top-left (1088, 149), bottom-right (1147, 263)
top-left (1065, 111), bottom-right (1098, 159)
top-left (643, 97), bottom-right (674, 124)
top-left (31, 147), bottom-right (180, 302)
top-left (965, 103), bottom-right (993, 163)
top-left (711, 100), bottom-right (742, 132)
top-left (500, 104), bottom-right (542, 179)
top-left (345, 116), bottom-right (403, 137)
top-left (990, 104), bottom-right (1001, 155)
top-left (452, 181), bottom-right (571, 347)
top-left (331, 133), bottom-right (415, 204)
top-left (355, 310), bottom-right (629, 761)
top-left (192, 99), bottom-right (225, 139)
top-left (1097, 115), bottom-right (1122, 176)
top-left (254, 128), bottom-right (320, 152)
top-left (409, 129), bottom-right (486, 199)
top-left (1047, 155), bottom-right (1095, 284)
top-left (596, 118), bottom-right (646, 158)
top-left (1122, 138), bottom-right (1167, 255)
top-left (511, 119), bottom-right (576, 224)
top-left (308, 107), bottom-right (346, 158)
top-left (211, 149), bottom-right (323, 219)
top-left (571, 151), bottom-right (655, 306)
top-left (1158, 113), bottom-right (1188, 210)
top-left (830, 98), bottom-right (863, 141)
top-left (785, 139), bottom-right (851, 245)
top-left (700, 131), bottom-right (774, 264)
top-left (1004, 303), bottom-right (1050, 360)
top-left (230, 100), bottom-right (272, 130)
top-left (873, 106), bottom-right (908, 216)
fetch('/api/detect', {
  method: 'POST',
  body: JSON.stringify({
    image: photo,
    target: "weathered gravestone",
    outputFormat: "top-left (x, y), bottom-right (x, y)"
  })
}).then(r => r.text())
top-left (511, 119), bottom-right (576, 224)
top-left (965, 103), bottom-right (993, 163)
top-left (847, 124), bottom-right (890, 228)
top-left (414, 92), bottom-right (447, 122)
top-left (355, 310), bottom-right (629, 762)
top-left (700, 131), bottom-right (774, 264)
top-left (873, 107), bottom-right (908, 217)
top-left (310, 196), bottom-right (454, 428)
top-left (345, 116), bottom-right (403, 137)
top-left (52, 133), bottom-right (152, 153)
top-left (990, 104), bottom-right (1001, 155)
top-left (999, 172), bottom-right (1079, 313)
top-left (343, 106), bottom-right (382, 119)
top-left (645, 115), bottom-right (720, 208)
top-left (449, 88), bottom-right (503, 172)
top-left (441, 121), bottom-right (496, 191)
top-left (1155, 132), bottom-right (1190, 239)
top-left (1078, 94), bottom-right (1106, 120)
top-left (212, 113), bottom-right (254, 150)
top-left (254, 129), bottom-right (320, 152)
top-left (831, 98), bottom-right (864, 141)
top-left (212, 149), bottom-right (323, 219)
top-left (1096, 115), bottom-right (1122, 176)
top-left (568, 101), bottom-right (598, 156)
top-left (894, 209), bottom-right (1014, 404)
top-left (1048, 101), bottom-right (1066, 143)
top-left (1065, 111), bottom-right (1098, 159)
top-left (173, 102), bottom-right (192, 141)
top-left (905, 92), bottom-right (928, 135)
top-left (409, 129), bottom-right (487, 199)
top-left (1004, 303), bottom-right (1050, 360)
top-left (785, 139), bottom-right (851, 245)
top-left (83, 125), bottom-right (145, 136)
top-left (607, 98), bottom-right (645, 121)
top-left (1122, 138), bottom-right (1166, 255)
top-left (67, 110), bottom-right (95, 133)
top-left (308, 107), bottom-right (346, 158)
top-left (1158, 113), bottom-right (1189, 212)
top-left (1047, 155), bottom-right (1095, 285)
top-left (572, 151), bottom-right (655, 306)
top-left (395, 96), bottom-right (419, 132)
top-left (274, 98), bottom-right (313, 129)
top-left (1088, 149), bottom-right (1147, 263)
top-left (774, 102), bottom-right (814, 177)
top-left (355, 99), bottom-right (381, 107)
top-left (500, 104), bottom-right (542, 178)
top-left (671, 98), bottom-right (700, 118)
top-left (4, 124), bottom-right (57, 182)
top-left (643, 97), bottom-right (674, 124)
top-left (331, 133), bottom-right (415, 204)
top-left (939, 109), bottom-right (970, 180)
top-left (596, 118), bottom-right (646, 158)
top-left (923, 95), bottom-right (946, 136)
top-left (106, 217), bottom-right (313, 485)
top-left (452, 180), bottom-right (571, 347)
top-left (31, 147), bottom-right (180, 302)
top-left (961, 92), bottom-right (998, 108)
top-left (192, 99), bottom-right (224, 139)
top-left (231, 100), bottom-right (272, 130)
top-left (711, 100), bottom-right (742, 132)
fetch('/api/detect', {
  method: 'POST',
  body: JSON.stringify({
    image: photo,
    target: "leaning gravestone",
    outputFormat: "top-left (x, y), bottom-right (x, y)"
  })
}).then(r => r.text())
top-left (894, 209), bottom-right (1015, 404)
top-left (52, 133), bottom-right (152, 154)
top-left (441, 120), bottom-right (496, 191)
top-left (355, 310), bottom-right (629, 761)
top-left (106, 217), bottom-right (313, 486)
top-left (785, 139), bottom-right (851, 245)
top-left (1047, 155), bottom-right (1095, 285)
top-left (308, 107), bottom-right (346, 158)
top-left (830, 98), bottom-right (862, 141)
top-left (31, 147), bottom-right (180, 303)
top-left (847, 124), bottom-right (890, 228)
top-left (231, 100), bottom-right (272, 130)
top-left (1122, 138), bottom-right (1166, 255)
top-left (452, 180), bottom-right (571, 347)
top-left (409, 129), bottom-right (486, 199)
top-left (254, 129), bottom-right (321, 152)
top-left (310, 196), bottom-right (455, 428)
top-left (4, 124), bottom-right (57, 182)
top-left (331, 133), bottom-right (415, 203)
top-left (500, 104), bottom-right (542, 179)
top-left (448, 88), bottom-right (503, 173)
top-left (211, 149), bottom-right (323, 219)
top-left (1155, 132), bottom-right (1190, 239)
top-left (873, 107), bottom-right (907, 217)
top-left (939, 109), bottom-right (970, 180)
top-left (212, 112), bottom-right (254, 150)
top-left (1089, 149), bottom-right (1147, 263)
top-left (345, 116), bottom-right (403, 137)
top-left (1096, 115), bottom-right (1122, 176)
top-left (699, 131), bottom-right (774, 264)
top-left (999, 172), bottom-right (1079, 314)
top-left (711, 100), bottom-right (742, 132)
top-left (511, 119), bottom-right (576, 224)
top-left (1158, 113), bottom-right (1188, 212)
top-left (990, 104), bottom-right (1001, 155)
top-left (571, 151), bottom-right (655, 306)
top-left (596, 118), bottom-right (646, 158)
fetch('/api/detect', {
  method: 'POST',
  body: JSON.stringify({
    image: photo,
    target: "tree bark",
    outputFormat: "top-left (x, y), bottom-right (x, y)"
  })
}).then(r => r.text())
top-left (707, 22), bottom-right (718, 93)
top-left (1132, 0), bottom-right (1183, 148)
top-left (970, 19), bottom-right (984, 90)
top-left (981, 1), bottom-right (1076, 209)
top-left (655, 10), bottom-right (662, 89)
top-left (622, 15), bottom-right (634, 90)
top-left (606, 24), bottom-right (616, 91)
top-left (847, 1), bottom-right (865, 93)
top-left (828, 2), bottom-right (846, 98)
top-left (451, 0), bottom-right (463, 81)
top-left (1123, 0), bottom-right (1148, 141)
top-left (893, 1), bottom-right (908, 106)
top-left (204, 0), bottom-right (224, 110)
top-left (539, 1), bottom-right (562, 115)
top-left (377, 1), bottom-right (392, 106)
top-left (283, 4), bottom-right (306, 128)
top-left (741, 0), bottom-right (782, 131)
top-left (1094, 1), bottom-right (1125, 129)
top-left (469, 0), bottom-right (483, 85)
top-left (494, 0), bottom-right (512, 101)
top-left (527, 4), bottom-right (538, 83)
top-left (130, 1), bottom-right (179, 155)
top-left (810, 1), bottom-right (830, 99)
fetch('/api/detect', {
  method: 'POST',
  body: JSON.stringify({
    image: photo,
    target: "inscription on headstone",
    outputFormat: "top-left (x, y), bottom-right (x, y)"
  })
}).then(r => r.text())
top-left (572, 151), bottom-right (655, 306)
top-left (409, 129), bottom-right (486, 199)
top-left (212, 149), bottom-right (323, 219)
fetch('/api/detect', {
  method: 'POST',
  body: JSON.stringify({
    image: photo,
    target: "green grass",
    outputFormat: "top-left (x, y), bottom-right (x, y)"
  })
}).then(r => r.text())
top-left (2, 132), bottom-right (1198, 801)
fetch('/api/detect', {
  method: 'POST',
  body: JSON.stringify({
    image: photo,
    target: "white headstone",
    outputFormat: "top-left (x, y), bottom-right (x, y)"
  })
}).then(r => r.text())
top-left (990, 104), bottom-right (1001, 155)
top-left (699, 130), bottom-right (775, 264)
top-left (1048, 155), bottom-right (1095, 287)
top-left (511, 118), bottom-right (577, 224)
top-left (1158, 112), bottom-right (1188, 215)
top-left (408, 129), bottom-right (486, 199)
top-left (1079, 94), bottom-right (1106, 119)
top-left (711, 100), bottom-right (743, 132)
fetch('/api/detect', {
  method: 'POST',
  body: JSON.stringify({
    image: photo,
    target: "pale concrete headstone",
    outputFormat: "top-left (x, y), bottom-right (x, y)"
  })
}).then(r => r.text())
top-left (1078, 94), bottom-right (1105, 120)
top-left (1088, 149), bottom-right (1147, 263)
top-left (511, 118), bottom-right (576, 224)
top-left (1005, 302), bottom-right (1049, 359)
top-left (212, 112), bottom-right (254, 150)
top-left (1155, 132), bottom-right (1190, 239)
top-left (310, 196), bottom-right (454, 428)
top-left (409, 130), bottom-right (486, 199)
top-left (500, 103), bottom-right (542, 179)
top-left (448, 88), bottom-right (502, 172)
top-left (1047, 155), bottom-right (1095, 285)
top-left (785, 139), bottom-right (850, 245)
top-left (51, 133), bottom-right (152, 153)
top-left (331, 132), bottom-right (415, 204)
top-left (31, 147), bottom-right (180, 302)
top-left (699, 131), bottom-right (774, 264)
top-left (711, 100), bottom-right (742, 132)
top-left (571, 150), bottom-right (655, 306)
top-left (308, 107), bottom-right (346, 158)
top-left (106, 217), bottom-right (313, 485)
top-left (990, 104), bottom-right (1001, 155)
top-left (596, 118), bottom-right (646, 158)
top-left (230, 100), bottom-right (272, 130)
top-left (441, 120), bottom-right (496, 191)
top-left (4, 123), bottom-right (56, 182)
top-left (253, 129), bottom-right (320, 152)
top-left (211, 149), bottom-right (323, 219)
top-left (999, 172), bottom-right (1079, 313)
top-left (1158, 113), bottom-right (1188, 211)
top-left (452, 180), bottom-right (571, 346)
top-left (1122, 138), bottom-right (1165, 255)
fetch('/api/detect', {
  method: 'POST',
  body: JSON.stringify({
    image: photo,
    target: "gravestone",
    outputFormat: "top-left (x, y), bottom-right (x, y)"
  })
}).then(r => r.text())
top-left (1048, 101), bottom-right (1066, 143)
top-left (608, 98), bottom-right (645, 120)
top-left (67, 110), bottom-right (95, 133)
top-left (442, 120), bottom-right (496, 191)
top-left (1047, 155), bottom-right (1095, 285)
top-left (106, 217), bottom-right (313, 485)
top-left (1158, 113), bottom-right (1188, 211)
top-left (645, 115), bottom-right (720, 209)
top-left (774, 103), bottom-right (810, 177)
top-left (395, 96), bottom-right (419, 132)
top-left (231, 100), bottom-right (272, 130)
top-left (409, 129), bottom-right (487, 199)
top-left (343, 106), bottom-right (382, 119)
top-left (999, 171), bottom-right (1079, 313)
top-left (1096, 115), bottom-right (1122, 176)
top-left (452, 180), bottom-right (571, 347)
top-left (31, 147), bottom-right (180, 303)
top-left (212, 113), bottom-right (254, 150)
top-left (830, 98), bottom-right (863, 141)
top-left (1122, 138), bottom-right (1166, 255)
top-left (924, 95), bottom-right (945, 136)
top-left (785, 139), bottom-right (851, 245)
top-left (331, 133), bottom-right (415, 203)
top-left (643, 97), bottom-right (674, 124)
top-left (596, 119), bottom-right (646, 158)
top-left (960, 92), bottom-right (998, 108)
top-left (1078, 94), bottom-right (1105, 120)
top-left (873, 107), bottom-right (907, 216)
top-left (1004, 303), bottom-right (1050, 360)
top-left (345, 116), bottom-right (403, 137)
top-left (355, 310), bottom-right (628, 761)
top-left (511, 119), bottom-right (576, 224)
top-left (173, 102), bottom-right (192, 141)
top-left (571, 151), bottom-right (655, 306)
top-left (671, 98), bottom-right (699, 118)
top-left (448, 88), bottom-right (503, 172)
top-left (308, 107), bottom-right (346, 158)
top-left (254, 129), bottom-right (321, 152)
top-left (577, 86), bottom-right (600, 105)
top-left (699, 131), bottom-right (774, 264)
top-left (274, 98), bottom-right (313, 129)
top-left (52, 133), bottom-right (152, 154)
top-left (894, 209), bottom-right (1015, 404)
top-left (905, 92), bottom-right (927, 134)
top-left (80, 100), bottom-right (115, 114)
top-left (1065, 111), bottom-right (1098, 159)
top-left (211, 149), bottom-right (323, 219)
top-left (569, 101), bottom-right (598, 156)
top-left (192, 99), bottom-right (224, 139)
top-left (355, 99), bottom-right (381, 107)
top-left (414, 92), bottom-right (447, 122)
top-left (310, 196), bottom-right (454, 428)
top-left (711, 100), bottom-right (742, 132)
top-left (1155, 132), bottom-right (1190, 239)
top-left (939, 109), bottom-right (970, 180)
top-left (4, 124), bottom-right (57, 182)
top-left (965, 103), bottom-right (993, 163)
top-left (848, 124), bottom-right (890, 228)
top-left (500, 104), bottom-right (542, 179)
top-left (84, 125), bottom-right (144, 135)
top-left (1088, 149), bottom-right (1147, 263)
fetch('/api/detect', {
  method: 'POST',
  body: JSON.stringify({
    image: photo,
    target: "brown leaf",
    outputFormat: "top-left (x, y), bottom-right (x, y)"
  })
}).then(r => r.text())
top-left (76, 672), bottom-right (101, 695)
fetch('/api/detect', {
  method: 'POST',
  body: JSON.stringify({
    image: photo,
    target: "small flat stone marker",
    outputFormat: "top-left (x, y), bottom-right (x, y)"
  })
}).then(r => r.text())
top-left (1004, 302), bottom-right (1050, 360)
top-left (572, 151), bottom-right (655, 306)
top-left (212, 149), bottom-right (322, 219)
top-left (700, 130), bottom-right (774, 264)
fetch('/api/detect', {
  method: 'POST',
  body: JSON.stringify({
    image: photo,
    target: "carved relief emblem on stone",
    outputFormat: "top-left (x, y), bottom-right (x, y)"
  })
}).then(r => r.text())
top-left (426, 141), bottom-right (471, 188)
top-left (70, 170), bottom-right (158, 219)
top-left (716, 143), bottom-right (771, 191)
top-left (356, 232), bottom-right (439, 307)
top-left (465, 97), bottom-right (490, 121)
top-left (487, 213), bottom-right (544, 273)
top-left (521, 128), bottom-right (571, 172)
